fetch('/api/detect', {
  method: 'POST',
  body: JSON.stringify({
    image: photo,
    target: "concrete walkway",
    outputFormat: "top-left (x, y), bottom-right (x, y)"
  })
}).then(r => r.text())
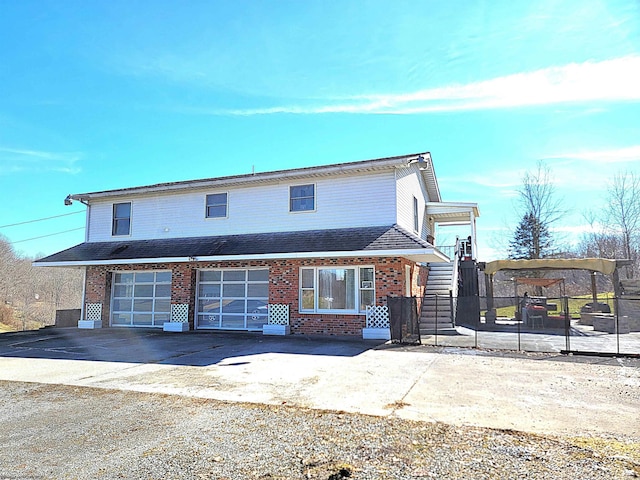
top-left (0, 328), bottom-right (638, 438)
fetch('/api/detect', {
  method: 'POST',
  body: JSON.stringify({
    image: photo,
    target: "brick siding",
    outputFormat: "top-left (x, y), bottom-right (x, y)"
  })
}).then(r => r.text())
top-left (84, 256), bottom-right (426, 335)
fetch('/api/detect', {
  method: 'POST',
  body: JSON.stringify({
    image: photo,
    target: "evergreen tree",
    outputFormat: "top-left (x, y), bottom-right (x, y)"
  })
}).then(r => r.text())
top-left (509, 212), bottom-right (551, 260)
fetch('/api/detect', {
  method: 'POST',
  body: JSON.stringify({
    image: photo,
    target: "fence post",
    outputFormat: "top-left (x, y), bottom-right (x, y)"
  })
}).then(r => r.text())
top-left (563, 296), bottom-right (570, 352)
top-left (474, 300), bottom-right (478, 349)
top-left (449, 290), bottom-right (454, 325)
top-left (615, 295), bottom-right (620, 355)
top-left (517, 304), bottom-right (521, 351)
top-left (434, 294), bottom-right (438, 346)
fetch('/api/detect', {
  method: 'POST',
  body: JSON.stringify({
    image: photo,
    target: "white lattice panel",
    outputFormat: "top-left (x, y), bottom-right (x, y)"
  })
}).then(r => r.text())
top-left (85, 303), bottom-right (102, 321)
top-left (171, 304), bottom-right (189, 323)
top-left (268, 304), bottom-right (289, 325)
top-left (366, 305), bottom-right (389, 328)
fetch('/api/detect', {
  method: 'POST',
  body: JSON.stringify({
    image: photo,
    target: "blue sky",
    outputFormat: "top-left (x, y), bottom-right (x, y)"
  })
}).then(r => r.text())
top-left (1, 0), bottom-right (639, 260)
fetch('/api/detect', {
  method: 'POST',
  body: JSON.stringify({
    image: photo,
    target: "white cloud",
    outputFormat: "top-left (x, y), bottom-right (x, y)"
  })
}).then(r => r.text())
top-left (209, 55), bottom-right (640, 115)
top-left (543, 145), bottom-right (640, 163)
top-left (0, 147), bottom-right (82, 175)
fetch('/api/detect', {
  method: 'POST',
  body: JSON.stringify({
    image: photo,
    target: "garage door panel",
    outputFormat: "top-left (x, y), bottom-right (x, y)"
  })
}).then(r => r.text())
top-left (221, 315), bottom-right (245, 329)
top-left (110, 270), bottom-right (172, 327)
top-left (222, 300), bottom-right (245, 314)
top-left (196, 268), bottom-right (269, 331)
top-left (248, 284), bottom-right (268, 297)
top-left (223, 284), bottom-right (245, 297)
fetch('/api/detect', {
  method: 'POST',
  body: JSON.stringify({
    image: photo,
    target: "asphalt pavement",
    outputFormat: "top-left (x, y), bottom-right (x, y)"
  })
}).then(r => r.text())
top-left (0, 327), bottom-right (638, 438)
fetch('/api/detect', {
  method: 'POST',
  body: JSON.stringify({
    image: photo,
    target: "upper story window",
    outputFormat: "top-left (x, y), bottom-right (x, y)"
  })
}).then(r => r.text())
top-left (413, 196), bottom-right (419, 232)
top-left (112, 202), bottom-right (131, 236)
top-left (206, 193), bottom-right (228, 218)
top-left (290, 184), bottom-right (315, 212)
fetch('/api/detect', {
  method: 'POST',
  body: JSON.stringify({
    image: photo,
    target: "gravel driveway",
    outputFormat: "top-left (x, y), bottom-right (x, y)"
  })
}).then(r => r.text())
top-left (1, 381), bottom-right (638, 479)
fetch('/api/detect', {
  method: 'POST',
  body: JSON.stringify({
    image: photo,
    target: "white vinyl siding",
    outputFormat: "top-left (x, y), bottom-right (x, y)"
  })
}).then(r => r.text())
top-left (396, 164), bottom-right (430, 240)
top-left (86, 171), bottom-right (396, 242)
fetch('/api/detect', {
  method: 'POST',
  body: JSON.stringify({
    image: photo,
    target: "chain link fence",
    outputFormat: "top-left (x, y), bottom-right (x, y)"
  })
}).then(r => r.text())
top-left (420, 294), bottom-right (640, 356)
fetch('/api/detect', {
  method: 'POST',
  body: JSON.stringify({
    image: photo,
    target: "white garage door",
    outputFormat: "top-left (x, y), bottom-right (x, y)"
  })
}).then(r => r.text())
top-left (196, 268), bottom-right (269, 331)
top-left (110, 271), bottom-right (172, 327)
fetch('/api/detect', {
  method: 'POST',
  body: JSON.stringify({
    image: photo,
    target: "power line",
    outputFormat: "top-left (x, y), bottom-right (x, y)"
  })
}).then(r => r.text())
top-left (9, 227), bottom-right (85, 244)
top-left (0, 210), bottom-right (84, 229)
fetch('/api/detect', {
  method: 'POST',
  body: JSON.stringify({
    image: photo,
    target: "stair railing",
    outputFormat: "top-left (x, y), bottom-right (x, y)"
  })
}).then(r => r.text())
top-left (450, 237), bottom-right (461, 325)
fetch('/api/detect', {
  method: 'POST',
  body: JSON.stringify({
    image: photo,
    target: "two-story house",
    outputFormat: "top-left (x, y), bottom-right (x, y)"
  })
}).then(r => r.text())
top-left (35, 152), bottom-right (479, 336)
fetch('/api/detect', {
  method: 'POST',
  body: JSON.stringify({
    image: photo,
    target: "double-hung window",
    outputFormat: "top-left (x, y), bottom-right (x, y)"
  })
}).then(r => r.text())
top-left (112, 202), bottom-right (131, 236)
top-left (206, 193), bottom-right (228, 218)
top-left (290, 184), bottom-right (315, 212)
top-left (300, 266), bottom-right (375, 313)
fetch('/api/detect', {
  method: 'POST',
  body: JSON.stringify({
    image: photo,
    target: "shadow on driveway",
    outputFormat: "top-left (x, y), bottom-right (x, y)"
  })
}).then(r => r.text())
top-left (0, 328), bottom-right (381, 366)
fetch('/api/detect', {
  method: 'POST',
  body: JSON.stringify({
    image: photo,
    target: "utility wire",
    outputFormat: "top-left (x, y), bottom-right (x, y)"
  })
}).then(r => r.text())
top-left (0, 210), bottom-right (84, 229)
top-left (9, 227), bottom-right (85, 244)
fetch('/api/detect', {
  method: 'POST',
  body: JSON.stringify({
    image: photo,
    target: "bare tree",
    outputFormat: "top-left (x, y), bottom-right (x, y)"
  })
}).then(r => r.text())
top-left (0, 235), bottom-right (83, 331)
top-left (605, 171), bottom-right (640, 278)
top-left (509, 161), bottom-right (565, 260)
top-left (578, 210), bottom-right (626, 260)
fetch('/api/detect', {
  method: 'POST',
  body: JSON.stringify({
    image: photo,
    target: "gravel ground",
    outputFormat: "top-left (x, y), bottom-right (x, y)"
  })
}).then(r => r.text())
top-left (0, 381), bottom-right (638, 480)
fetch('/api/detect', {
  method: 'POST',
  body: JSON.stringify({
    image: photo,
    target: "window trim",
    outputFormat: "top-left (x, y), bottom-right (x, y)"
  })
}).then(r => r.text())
top-left (205, 192), bottom-right (229, 219)
top-left (112, 202), bottom-right (132, 237)
top-left (289, 183), bottom-right (316, 213)
top-left (299, 266), bottom-right (375, 314)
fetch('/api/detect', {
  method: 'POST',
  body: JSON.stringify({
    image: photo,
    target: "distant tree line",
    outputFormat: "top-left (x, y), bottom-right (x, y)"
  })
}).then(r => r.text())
top-left (506, 163), bottom-right (640, 296)
top-left (0, 235), bottom-right (83, 331)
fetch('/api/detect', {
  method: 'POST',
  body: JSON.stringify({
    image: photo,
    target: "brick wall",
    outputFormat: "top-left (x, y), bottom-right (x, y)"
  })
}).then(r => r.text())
top-left (83, 256), bottom-right (420, 335)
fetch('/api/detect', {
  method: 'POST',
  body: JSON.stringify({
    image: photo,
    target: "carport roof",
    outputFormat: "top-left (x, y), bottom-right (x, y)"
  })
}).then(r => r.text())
top-left (34, 224), bottom-right (448, 266)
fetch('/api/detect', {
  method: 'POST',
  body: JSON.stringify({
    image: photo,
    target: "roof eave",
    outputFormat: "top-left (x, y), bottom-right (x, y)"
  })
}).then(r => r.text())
top-left (33, 248), bottom-right (448, 268)
top-left (70, 152), bottom-right (432, 202)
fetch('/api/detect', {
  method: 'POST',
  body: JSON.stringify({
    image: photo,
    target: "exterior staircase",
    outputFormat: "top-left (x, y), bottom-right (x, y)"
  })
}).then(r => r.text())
top-left (420, 262), bottom-right (457, 334)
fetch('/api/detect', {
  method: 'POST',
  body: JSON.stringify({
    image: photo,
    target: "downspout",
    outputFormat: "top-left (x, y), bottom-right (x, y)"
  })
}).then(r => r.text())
top-left (84, 203), bottom-right (91, 242)
top-left (79, 268), bottom-right (87, 322)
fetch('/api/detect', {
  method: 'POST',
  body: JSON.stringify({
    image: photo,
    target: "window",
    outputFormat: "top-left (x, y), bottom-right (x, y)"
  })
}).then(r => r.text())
top-left (112, 202), bottom-right (131, 236)
top-left (299, 266), bottom-right (375, 313)
top-left (290, 184), bottom-right (315, 212)
top-left (206, 193), bottom-right (228, 218)
top-left (413, 196), bottom-right (419, 232)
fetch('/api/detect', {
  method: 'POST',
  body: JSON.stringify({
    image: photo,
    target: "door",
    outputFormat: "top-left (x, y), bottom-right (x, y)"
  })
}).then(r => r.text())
top-left (110, 271), bottom-right (172, 327)
top-left (195, 268), bottom-right (269, 330)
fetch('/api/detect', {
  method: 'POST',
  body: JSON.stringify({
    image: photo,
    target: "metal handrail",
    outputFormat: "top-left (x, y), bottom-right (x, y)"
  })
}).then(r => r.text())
top-left (450, 238), bottom-right (460, 323)
top-left (435, 244), bottom-right (456, 260)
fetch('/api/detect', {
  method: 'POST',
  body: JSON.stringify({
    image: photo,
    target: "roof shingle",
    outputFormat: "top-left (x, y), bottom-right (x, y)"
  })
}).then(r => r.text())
top-left (36, 225), bottom-right (433, 264)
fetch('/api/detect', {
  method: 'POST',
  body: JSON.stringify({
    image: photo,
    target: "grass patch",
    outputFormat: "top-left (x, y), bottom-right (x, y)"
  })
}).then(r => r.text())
top-left (0, 322), bottom-right (16, 333)
top-left (493, 293), bottom-right (615, 319)
top-left (570, 436), bottom-right (640, 467)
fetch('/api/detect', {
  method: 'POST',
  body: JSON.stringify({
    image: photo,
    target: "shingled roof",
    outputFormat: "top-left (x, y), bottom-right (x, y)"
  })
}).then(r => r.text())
top-left (34, 225), bottom-right (445, 266)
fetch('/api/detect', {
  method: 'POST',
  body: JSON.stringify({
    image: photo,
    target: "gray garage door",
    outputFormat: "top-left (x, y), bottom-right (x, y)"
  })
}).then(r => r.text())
top-left (110, 271), bottom-right (172, 327)
top-left (196, 268), bottom-right (269, 331)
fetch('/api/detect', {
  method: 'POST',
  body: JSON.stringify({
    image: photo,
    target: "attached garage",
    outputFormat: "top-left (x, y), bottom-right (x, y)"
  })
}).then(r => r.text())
top-left (110, 271), bottom-right (172, 327)
top-left (195, 268), bottom-right (269, 331)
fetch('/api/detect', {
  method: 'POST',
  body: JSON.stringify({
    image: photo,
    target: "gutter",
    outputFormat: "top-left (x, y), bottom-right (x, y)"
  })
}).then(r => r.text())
top-left (33, 247), bottom-right (449, 268)
top-left (69, 155), bottom-right (423, 202)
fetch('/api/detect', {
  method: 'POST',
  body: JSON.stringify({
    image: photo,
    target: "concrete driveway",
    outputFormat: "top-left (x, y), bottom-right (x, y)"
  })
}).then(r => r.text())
top-left (0, 328), bottom-right (638, 438)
